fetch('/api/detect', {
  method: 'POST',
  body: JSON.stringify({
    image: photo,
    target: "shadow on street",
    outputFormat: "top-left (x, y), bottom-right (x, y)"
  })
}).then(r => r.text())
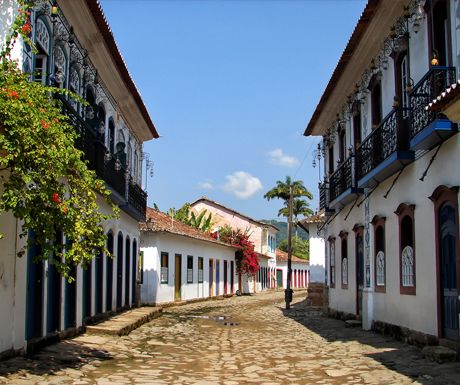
top-left (282, 298), bottom-right (460, 385)
top-left (0, 340), bottom-right (112, 378)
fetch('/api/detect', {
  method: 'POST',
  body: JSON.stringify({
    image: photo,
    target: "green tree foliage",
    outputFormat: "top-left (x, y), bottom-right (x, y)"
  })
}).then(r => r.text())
top-left (264, 176), bottom-right (313, 203)
top-left (0, 1), bottom-right (118, 279)
top-left (168, 203), bottom-right (213, 233)
top-left (278, 237), bottom-right (309, 260)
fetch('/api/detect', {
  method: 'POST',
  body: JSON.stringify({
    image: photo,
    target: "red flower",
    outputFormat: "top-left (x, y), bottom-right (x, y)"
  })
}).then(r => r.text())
top-left (52, 193), bottom-right (61, 203)
top-left (6, 90), bottom-right (19, 99)
top-left (41, 119), bottom-right (50, 130)
top-left (21, 23), bottom-right (31, 35)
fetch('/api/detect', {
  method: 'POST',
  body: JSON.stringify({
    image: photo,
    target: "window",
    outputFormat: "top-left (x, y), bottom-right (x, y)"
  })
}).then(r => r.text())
top-left (372, 216), bottom-right (386, 292)
top-left (328, 237), bottom-right (336, 288)
top-left (198, 257), bottom-right (204, 283)
top-left (338, 127), bottom-right (346, 163)
top-left (371, 81), bottom-right (382, 128)
top-left (160, 252), bottom-right (168, 284)
top-left (396, 203), bottom-right (416, 294)
top-left (340, 231), bottom-right (348, 289)
top-left (430, 0), bottom-right (451, 67)
top-left (34, 19), bottom-right (50, 85)
top-left (352, 101), bottom-right (362, 147)
top-left (328, 145), bottom-right (334, 174)
top-left (187, 255), bottom-right (193, 283)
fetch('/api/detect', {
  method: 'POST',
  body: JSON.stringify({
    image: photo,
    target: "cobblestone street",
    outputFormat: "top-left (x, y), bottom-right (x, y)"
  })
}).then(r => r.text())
top-left (0, 291), bottom-right (459, 385)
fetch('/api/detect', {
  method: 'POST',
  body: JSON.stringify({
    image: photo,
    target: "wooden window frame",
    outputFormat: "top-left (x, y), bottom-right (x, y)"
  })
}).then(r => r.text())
top-left (372, 215), bottom-right (386, 293)
top-left (395, 203), bottom-right (416, 295)
top-left (328, 236), bottom-right (336, 288)
top-left (339, 231), bottom-right (348, 289)
top-left (427, 0), bottom-right (452, 67)
top-left (160, 252), bottom-right (169, 284)
top-left (187, 255), bottom-right (193, 283)
top-left (198, 257), bottom-right (204, 283)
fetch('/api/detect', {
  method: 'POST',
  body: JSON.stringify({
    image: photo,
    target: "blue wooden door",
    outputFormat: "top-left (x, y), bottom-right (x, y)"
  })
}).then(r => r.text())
top-left (125, 238), bottom-right (131, 307)
top-left (26, 231), bottom-right (43, 340)
top-left (439, 203), bottom-right (459, 340)
top-left (116, 233), bottom-right (123, 309)
top-left (106, 232), bottom-right (114, 311)
top-left (95, 252), bottom-right (103, 314)
top-left (64, 264), bottom-right (76, 329)
top-left (356, 233), bottom-right (364, 316)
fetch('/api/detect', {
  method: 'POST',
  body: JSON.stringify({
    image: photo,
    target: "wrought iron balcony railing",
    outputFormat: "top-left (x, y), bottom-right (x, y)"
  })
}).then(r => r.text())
top-left (409, 66), bottom-right (456, 139)
top-left (356, 108), bottom-right (409, 181)
top-left (319, 181), bottom-right (327, 211)
top-left (128, 181), bottom-right (147, 219)
top-left (329, 156), bottom-right (353, 203)
top-left (56, 95), bottom-right (147, 219)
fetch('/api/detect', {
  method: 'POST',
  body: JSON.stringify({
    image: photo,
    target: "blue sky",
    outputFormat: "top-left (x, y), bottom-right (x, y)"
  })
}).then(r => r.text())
top-left (100, 0), bottom-right (366, 220)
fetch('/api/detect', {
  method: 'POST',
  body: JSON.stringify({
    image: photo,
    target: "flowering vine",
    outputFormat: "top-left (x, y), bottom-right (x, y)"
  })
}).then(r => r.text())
top-left (212, 225), bottom-right (260, 276)
top-left (0, 0), bottom-right (118, 279)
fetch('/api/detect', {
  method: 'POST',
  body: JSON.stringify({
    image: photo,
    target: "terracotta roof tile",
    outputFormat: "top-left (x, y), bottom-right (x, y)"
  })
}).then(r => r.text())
top-left (141, 208), bottom-right (237, 249)
top-left (276, 249), bottom-right (309, 265)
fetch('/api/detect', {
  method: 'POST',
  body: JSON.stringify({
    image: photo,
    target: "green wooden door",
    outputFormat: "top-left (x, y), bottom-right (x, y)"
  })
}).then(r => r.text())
top-left (276, 269), bottom-right (283, 288)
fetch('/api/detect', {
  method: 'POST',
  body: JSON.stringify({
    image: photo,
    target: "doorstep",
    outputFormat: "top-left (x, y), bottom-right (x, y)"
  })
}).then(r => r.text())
top-left (85, 306), bottom-right (162, 336)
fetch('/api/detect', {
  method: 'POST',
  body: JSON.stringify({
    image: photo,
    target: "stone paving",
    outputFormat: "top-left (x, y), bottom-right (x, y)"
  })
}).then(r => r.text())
top-left (1, 290), bottom-right (459, 385)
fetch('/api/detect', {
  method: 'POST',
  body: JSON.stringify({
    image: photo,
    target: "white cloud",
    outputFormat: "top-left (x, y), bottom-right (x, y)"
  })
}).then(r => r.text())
top-left (198, 182), bottom-right (214, 190)
top-left (222, 171), bottom-right (263, 199)
top-left (268, 148), bottom-right (299, 167)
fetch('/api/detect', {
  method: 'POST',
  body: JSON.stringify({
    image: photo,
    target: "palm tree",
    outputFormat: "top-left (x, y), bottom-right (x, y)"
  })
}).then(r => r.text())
top-left (278, 198), bottom-right (313, 238)
top-left (264, 176), bottom-right (313, 309)
top-left (264, 176), bottom-right (313, 203)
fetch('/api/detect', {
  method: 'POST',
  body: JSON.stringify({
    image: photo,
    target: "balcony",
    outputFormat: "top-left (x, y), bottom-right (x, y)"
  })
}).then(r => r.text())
top-left (409, 66), bottom-right (458, 151)
top-left (57, 95), bottom-right (147, 221)
top-left (356, 109), bottom-right (414, 188)
top-left (319, 181), bottom-right (327, 211)
top-left (328, 156), bottom-right (362, 209)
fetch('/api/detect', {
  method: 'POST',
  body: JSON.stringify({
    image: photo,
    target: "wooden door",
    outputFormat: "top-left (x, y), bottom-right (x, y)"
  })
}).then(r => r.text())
top-left (216, 260), bottom-right (220, 296)
top-left (356, 231), bottom-right (364, 316)
top-left (439, 202), bottom-right (459, 340)
top-left (276, 269), bottom-right (283, 288)
top-left (230, 261), bottom-right (234, 293)
top-left (175, 254), bottom-right (182, 301)
top-left (26, 231), bottom-right (43, 340)
top-left (224, 261), bottom-right (228, 295)
top-left (116, 233), bottom-right (123, 309)
top-left (209, 259), bottom-right (214, 296)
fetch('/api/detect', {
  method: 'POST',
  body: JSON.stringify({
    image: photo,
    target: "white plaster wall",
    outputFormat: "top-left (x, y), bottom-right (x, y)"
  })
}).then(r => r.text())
top-left (275, 261), bottom-right (309, 289)
top-left (0, 208), bottom-right (26, 354)
top-left (326, 133), bottom-right (460, 336)
top-left (140, 232), bottom-right (237, 305)
top-left (306, 222), bottom-right (326, 283)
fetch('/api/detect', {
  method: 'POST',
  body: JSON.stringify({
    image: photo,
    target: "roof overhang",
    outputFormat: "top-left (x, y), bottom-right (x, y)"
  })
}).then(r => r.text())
top-left (304, 0), bottom-right (406, 137)
top-left (59, 0), bottom-right (159, 142)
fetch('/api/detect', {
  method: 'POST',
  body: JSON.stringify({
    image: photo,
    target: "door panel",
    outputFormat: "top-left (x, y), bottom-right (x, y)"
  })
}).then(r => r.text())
top-left (439, 203), bottom-right (459, 340)
top-left (175, 254), bottom-right (181, 300)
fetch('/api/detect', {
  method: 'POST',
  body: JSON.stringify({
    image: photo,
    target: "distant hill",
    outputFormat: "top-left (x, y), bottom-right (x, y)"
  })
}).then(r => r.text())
top-left (260, 219), bottom-right (309, 244)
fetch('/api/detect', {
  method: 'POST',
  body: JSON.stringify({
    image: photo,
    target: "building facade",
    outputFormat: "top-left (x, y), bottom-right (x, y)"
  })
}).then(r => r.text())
top-left (0, 0), bottom-right (157, 356)
top-left (299, 214), bottom-right (325, 283)
top-left (306, 0), bottom-right (460, 342)
top-left (190, 197), bottom-right (279, 293)
top-left (140, 209), bottom-right (238, 305)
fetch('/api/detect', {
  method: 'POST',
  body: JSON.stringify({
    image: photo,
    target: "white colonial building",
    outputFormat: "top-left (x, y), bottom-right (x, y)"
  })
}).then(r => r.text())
top-left (140, 209), bottom-right (239, 305)
top-left (190, 197), bottom-right (280, 293)
top-left (0, 0), bottom-right (157, 357)
top-left (299, 214), bottom-right (325, 283)
top-left (306, 0), bottom-right (460, 344)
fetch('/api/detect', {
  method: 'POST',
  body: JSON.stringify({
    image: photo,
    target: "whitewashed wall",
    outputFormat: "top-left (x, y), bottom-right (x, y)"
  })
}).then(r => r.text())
top-left (140, 232), bottom-right (237, 305)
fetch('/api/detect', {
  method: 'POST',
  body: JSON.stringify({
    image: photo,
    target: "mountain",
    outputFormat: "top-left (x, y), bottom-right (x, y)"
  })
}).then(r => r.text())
top-left (260, 219), bottom-right (309, 244)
